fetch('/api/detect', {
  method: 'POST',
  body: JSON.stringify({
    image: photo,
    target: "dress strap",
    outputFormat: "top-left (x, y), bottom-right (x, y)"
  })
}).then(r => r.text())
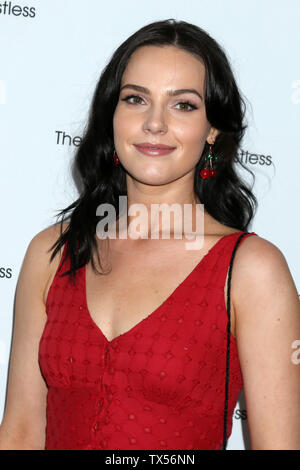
top-left (222, 231), bottom-right (257, 450)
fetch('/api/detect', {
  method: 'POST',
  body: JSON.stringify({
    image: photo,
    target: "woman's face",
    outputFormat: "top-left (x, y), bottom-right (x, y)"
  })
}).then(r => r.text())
top-left (113, 45), bottom-right (219, 187)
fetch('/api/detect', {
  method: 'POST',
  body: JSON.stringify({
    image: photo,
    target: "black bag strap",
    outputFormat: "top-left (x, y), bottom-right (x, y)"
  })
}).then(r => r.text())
top-left (222, 231), bottom-right (250, 450)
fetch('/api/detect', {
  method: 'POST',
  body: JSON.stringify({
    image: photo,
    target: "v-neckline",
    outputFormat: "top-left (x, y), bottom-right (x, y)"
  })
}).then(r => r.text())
top-left (82, 231), bottom-right (245, 345)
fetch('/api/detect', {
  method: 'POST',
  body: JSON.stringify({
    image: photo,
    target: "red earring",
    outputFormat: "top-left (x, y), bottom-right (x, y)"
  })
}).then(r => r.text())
top-left (200, 143), bottom-right (218, 179)
top-left (113, 149), bottom-right (120, 166)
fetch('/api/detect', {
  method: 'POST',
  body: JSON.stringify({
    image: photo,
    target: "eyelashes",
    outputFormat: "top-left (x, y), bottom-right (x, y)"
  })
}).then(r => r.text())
top-left (120, 94), bottom-right (198, 112)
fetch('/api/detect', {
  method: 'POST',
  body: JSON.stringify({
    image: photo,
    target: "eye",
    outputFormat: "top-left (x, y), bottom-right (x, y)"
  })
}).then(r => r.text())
top-left (120, 94), bottom-right (198, 112)
top-left (121, 94), bottom-right (144, 105)
top-left (175, 101), bottom-right (198, 112)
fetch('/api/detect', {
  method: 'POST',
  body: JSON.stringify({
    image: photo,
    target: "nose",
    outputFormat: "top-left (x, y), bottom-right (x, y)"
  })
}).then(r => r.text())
top-left (142, 105), bottom-right (168, 134)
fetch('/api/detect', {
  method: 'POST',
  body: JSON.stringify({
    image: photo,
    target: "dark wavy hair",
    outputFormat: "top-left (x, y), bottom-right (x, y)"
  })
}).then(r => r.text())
top-left (48, 18), bottom-right (257, 284)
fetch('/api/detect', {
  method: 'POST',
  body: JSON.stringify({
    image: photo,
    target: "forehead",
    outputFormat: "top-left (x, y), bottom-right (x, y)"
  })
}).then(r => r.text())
top-left (121, 45), bottom-right (205, 90)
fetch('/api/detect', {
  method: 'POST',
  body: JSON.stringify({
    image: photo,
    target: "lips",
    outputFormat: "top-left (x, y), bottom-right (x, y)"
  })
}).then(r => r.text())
top-left (133, 143), bottom-right (176, 157)
top-left (134, 142), bottom-right (176, 150)
top-left (133, 142), bottom-right (176, 157)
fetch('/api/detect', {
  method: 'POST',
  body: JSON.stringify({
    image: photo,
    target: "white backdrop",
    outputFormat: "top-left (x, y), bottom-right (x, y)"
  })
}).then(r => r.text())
top-left (0, 0), bottom-right (299, 450)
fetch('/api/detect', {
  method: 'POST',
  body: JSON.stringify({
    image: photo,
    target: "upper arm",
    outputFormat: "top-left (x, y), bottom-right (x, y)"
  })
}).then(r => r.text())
top-left (231, 235), bottom-right (300, 450)
top-left (0, 223), bottom-right (67, 449)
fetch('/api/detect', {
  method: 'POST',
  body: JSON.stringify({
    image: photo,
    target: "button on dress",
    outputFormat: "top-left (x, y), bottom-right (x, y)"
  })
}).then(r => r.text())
top-left (38, 231), bottom-right (257, 450)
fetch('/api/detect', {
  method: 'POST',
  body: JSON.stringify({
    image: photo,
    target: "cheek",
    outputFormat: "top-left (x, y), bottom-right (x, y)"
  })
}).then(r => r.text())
top-left (113, 106), bottom-right (137, 139)
top-left (175, 122), bottom-right (208, 149)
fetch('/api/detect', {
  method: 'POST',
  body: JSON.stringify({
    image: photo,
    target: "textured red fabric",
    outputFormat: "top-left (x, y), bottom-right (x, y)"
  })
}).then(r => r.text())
top-left (38, 231), bottom-right (257, 450)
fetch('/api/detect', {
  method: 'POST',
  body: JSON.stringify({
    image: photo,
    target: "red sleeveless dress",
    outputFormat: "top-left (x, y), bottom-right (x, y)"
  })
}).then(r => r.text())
top-left (38, 231), bottom-right (257, 450)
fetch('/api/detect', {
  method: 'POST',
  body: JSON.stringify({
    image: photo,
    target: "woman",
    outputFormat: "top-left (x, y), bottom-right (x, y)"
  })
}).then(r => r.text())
top-left (0, 19), bottom-right (299, 451)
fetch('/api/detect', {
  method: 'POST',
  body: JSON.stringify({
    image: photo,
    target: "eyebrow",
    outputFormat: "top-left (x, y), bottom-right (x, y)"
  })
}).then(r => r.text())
top-left (120, 83), bottom-right (203, 101)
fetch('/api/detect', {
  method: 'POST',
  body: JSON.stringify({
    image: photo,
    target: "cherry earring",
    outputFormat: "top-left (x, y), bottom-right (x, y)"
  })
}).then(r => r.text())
top-left (200, 143), bottom-right (218, 179)
top-left (113, 148), bottom-right (120, 166)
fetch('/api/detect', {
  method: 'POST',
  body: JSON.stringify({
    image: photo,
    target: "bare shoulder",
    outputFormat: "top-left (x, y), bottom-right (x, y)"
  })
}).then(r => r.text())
top-left (29, 221), bottom-right (69, 265)
top-left (232, 233), bottom-right (289, 278)
top-left (229, 234), bottom-right (300, 449)
top-left (30, 221), bottom-right (69, 248)
top-left (26, 221), bottom-right (70, 301)
top-left (0, 221), bottom-right (70, 448)
top-left (231, 233), bottom-right (299, 323)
